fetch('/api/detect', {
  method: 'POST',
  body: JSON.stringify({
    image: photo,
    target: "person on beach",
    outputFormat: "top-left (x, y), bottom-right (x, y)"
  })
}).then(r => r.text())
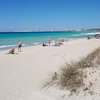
top-left (18, 41), bottom-right (22, 52)
top-left (7, 48), bottom-right (17, 54)
top-left (42, 43), bottom-right (48, 47)
top-left (54, 42), bottom-right (60, 46)
top-left (87, 36), bottom-right (90, 39)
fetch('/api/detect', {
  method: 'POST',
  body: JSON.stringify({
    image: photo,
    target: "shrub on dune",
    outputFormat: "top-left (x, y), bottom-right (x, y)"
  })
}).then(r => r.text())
top-left (44, 47), bottom-right (100, 93)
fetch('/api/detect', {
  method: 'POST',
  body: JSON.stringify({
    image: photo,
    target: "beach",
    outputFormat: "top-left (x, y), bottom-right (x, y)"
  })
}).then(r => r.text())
top-left (0, 38), bottom-right (100, 100)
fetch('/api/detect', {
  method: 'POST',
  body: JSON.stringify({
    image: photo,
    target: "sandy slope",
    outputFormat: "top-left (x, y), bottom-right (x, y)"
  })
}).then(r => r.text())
top-left (0, 38), bottom-right (100, 100)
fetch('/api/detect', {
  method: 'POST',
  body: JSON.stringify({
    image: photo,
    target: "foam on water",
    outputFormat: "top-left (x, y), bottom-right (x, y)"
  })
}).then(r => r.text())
top-left (0, 44), bottom-right (17, 49)
top-left (0, 31), bottom-right (100, 50)
top-left (72, 32), bottom-right (100, 37)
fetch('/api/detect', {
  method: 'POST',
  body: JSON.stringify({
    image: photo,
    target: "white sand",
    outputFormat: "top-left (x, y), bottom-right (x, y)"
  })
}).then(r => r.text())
top-left (0, 38), bottom-right (100, 100)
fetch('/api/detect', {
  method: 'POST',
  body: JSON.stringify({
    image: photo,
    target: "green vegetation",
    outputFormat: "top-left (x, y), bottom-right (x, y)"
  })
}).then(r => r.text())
top-left (43, 47), bottom-right (100, 93)
top-left (59, 63), bottom-right (84, 92)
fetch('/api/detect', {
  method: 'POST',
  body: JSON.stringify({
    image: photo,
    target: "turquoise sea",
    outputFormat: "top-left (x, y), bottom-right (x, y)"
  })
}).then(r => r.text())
top-left (0, 31), bottom-right (100, 50)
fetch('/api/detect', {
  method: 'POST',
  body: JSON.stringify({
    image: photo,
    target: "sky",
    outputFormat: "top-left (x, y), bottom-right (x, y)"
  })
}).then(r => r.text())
top-left (0, 0), bottom-right (100, 31)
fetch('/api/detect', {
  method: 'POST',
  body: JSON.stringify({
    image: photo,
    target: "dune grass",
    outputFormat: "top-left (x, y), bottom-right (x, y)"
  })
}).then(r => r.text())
top-left (44, 47), bottom-right (100, 93)
top-left (43, 72), bottom-right (58, 88)
top-left (59, 62), bottom-right (84, 92)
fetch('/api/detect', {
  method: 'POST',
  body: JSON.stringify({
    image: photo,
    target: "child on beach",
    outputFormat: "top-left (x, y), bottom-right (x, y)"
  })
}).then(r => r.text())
top-left (7, 48), bottom-right (17, 54)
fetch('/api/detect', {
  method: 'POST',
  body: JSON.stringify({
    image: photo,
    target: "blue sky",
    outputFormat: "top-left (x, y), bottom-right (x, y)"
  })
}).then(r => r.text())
top-left (0, 0), bottom-right (100, 31)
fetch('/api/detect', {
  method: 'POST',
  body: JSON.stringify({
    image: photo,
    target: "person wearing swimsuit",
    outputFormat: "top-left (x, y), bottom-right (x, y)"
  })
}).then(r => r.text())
top-left (18, 41), bottom-right (22, 52)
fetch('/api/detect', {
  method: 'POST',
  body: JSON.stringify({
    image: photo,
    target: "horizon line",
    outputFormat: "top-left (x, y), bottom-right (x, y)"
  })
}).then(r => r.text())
top-left (0, 28), bottom-right (100, 33)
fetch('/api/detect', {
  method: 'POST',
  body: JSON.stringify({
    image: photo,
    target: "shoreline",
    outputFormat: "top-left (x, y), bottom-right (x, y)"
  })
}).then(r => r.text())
top-left (0, 37), bottom-right (88, 51)
top-left (0, 30), bottom-right (100, 50)
top-left (0, 38), bottom-right (100, 100)
top-left (0, 38), bottom-right (83, 52)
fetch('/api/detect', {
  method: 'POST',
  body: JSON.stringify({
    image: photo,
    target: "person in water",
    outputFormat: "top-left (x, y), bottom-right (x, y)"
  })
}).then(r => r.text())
top-left (18, 41), bottom-right (22, 52)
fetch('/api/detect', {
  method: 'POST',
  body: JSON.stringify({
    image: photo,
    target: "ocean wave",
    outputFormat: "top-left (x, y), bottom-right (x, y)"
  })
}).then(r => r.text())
top-left (0, 42), bottom-right (43, 50)
top-left (0, 44), bottom-right (27, 49)
top-left (72, 32), bottom-right (100, 37)
top-left (51, 40), bottom-right (55, 43)
top-left (71, 33), bottom-right (89, 37)
top-left (32, 43), bottom-right (40, 45)
top-left (0, 44), bottom-right (17, 49)
top-left (22, 44), bottom-right (26, 46)
top-left (59, 37), bottom-right (69, 40)
top-left (31, 42), bottom-right (42, 45)
top-left (87, 32), bottom-right (100, 35)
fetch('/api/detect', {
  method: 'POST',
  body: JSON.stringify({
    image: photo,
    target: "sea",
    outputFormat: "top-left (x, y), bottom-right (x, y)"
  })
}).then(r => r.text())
top-left (0, 30), bottom-right (100, 50)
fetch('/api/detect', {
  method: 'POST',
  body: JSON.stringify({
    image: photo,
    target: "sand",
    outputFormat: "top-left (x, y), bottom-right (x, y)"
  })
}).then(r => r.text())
top-left (0, 38), bottom-right (100, 100)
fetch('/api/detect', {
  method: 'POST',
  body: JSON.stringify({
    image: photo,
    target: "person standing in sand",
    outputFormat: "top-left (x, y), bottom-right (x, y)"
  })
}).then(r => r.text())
top-left (18, 41), bottom-right (22, 52)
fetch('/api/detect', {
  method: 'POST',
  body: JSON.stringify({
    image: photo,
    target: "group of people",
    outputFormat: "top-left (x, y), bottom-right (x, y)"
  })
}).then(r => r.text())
top-left (54, 38), bottom-right (64, 46)
top-left (42, 39), bottom-right (64, 47)
top-left (94, 34), bottom-right (100, 39)
top-left (54, 41), bottom-right (63, 46)
top-left (8, 38), bottom-right (65, 54)
top-left (7, 41), bottom-right (22, 54)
